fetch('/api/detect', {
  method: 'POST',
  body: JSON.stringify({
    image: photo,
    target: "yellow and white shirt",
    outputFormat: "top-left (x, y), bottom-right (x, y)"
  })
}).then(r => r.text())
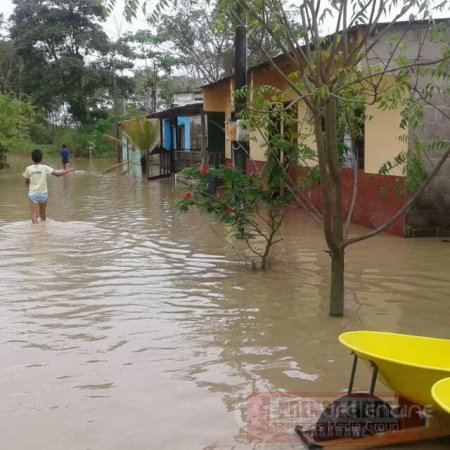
top-left (22, 164), bottom-right (54, 193)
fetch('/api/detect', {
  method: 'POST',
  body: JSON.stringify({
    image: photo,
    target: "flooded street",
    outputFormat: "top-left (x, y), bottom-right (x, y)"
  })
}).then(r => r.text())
top-left (0, 155), bottom-right (449, 449)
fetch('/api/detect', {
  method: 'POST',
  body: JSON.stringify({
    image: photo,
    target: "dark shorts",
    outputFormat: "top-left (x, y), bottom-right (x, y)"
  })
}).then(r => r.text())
top-left (62, 159), bottom-right (69, 164)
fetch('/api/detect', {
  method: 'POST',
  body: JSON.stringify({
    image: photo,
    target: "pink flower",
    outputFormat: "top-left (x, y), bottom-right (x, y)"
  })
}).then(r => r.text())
top-left (225, 206), bottom-right (234, 216)
top-left (225, 161), bottom-right (234, 169)
top-left (199, 165), bottom-right (209, 176)
top-left (183, 192), bottom-right (194, 200)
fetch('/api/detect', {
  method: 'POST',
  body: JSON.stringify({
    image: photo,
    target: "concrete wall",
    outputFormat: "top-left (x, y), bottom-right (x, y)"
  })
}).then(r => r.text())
top-left (406, 74), bottom-right (450, 237)
top-left (366, 21), bottom-right (450, 236)
top-left (362, 22), bottom-right (450, 236)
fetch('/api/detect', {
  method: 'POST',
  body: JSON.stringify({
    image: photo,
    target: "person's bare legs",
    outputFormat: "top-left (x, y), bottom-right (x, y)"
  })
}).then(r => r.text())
top-left (39, 201), bottom-right (47, 222)
top-left (30, 201), bottom-right (39, 224)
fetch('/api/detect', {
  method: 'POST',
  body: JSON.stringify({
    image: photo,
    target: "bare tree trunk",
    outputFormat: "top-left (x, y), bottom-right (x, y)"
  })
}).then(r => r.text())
top-left (325, 98), bottom-right (345, 316)
top-left (329, 247), bottom-right (345, 316)
top-left (313, 97), bottom-right (346, 316)
top-left (200, 110), bottom-right (207, 165)
top-left (233, 0), bottom-right (247, 171)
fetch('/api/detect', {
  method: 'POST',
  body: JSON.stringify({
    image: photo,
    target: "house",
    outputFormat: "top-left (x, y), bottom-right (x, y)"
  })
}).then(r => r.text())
top-left (200, 19), bottom-right (450, 237)
top-left (158, 92), bottom-right (204, 155)
top-left (149, 101), bottom-right (226, 172)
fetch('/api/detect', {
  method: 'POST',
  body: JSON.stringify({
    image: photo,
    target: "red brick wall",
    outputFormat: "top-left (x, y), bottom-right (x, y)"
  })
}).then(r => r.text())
top-left (246, 159), bottom-right (407, 236)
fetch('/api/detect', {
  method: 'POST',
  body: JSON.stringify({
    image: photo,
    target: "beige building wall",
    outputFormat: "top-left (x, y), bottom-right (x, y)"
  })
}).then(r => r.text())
top-left (246, 89), bottom-right (407, 174)
top-left (249, 129), bottom-right (267, 162)
top-left (204, 79), bottom-right (234, 159)
top-left (297, 103), bottom-right (317, 167)
top-left (251, 70), bottom-right (291, 91)
top-left (364, 104), bottom-right (406, 175)
top-left (203, 80), bottom-right (233, 112)
top-left (248, 68), bottom-right (302, 163)
top-left (249, 102), bottom-right (317, 165)
top-left (250, 68), bottom-right (294, 161)
top-left (224, 102), bottom-right (233, 159)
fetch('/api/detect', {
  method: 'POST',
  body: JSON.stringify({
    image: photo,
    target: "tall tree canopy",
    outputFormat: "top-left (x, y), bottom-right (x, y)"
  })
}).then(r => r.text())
top-left (10, 0), bottom-right (114, 124)
top-left (156, 5), bottom-right (235, 83)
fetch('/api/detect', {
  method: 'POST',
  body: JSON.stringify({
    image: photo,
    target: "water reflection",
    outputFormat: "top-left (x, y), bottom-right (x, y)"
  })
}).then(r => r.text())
top-left (0, 155), bottom-right (449, 449)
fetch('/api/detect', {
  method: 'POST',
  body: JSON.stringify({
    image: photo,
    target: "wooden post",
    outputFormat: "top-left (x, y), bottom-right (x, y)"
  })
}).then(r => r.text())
top-left (200, 109), bottom-right (207, 165)
top-left (233, 0), bottom-right (247, 172)
top-left (116, 123), bottom-right (121, 163)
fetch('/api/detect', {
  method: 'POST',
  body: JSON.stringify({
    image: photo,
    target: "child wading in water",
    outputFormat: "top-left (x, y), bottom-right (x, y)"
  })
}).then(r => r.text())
top-left (23, 149), bottom-right (75, 223)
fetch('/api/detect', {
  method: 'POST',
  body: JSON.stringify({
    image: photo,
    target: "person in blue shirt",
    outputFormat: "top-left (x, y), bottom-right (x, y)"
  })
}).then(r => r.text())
top-left (60, 144), bottom-right (70, 169)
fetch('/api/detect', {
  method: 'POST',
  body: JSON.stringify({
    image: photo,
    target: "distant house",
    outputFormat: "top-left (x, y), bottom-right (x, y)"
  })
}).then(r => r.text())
top-left (200, 19), bottom-right (450, 237)
top-left (171, 91), bottom-right (204, 106)
top-left (149, 98), bottom-right (226, 172)
top-left (159, 91), bottom-right (204, 153)
top-left (117, 91), bottom-right (226, 178)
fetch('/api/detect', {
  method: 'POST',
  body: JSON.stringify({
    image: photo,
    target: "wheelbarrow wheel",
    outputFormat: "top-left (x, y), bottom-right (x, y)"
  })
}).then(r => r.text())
top-left (314, 393), bottom-right (397, 441)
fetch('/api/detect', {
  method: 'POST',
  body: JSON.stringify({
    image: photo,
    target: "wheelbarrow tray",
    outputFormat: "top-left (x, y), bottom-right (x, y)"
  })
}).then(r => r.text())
top-left (432, 378), bottom-right (450, 414)
top-left (339, 331), bottom-right (450, 406)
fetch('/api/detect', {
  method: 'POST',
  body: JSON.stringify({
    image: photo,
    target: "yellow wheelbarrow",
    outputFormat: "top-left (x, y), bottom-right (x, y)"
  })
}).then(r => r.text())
top-left (432, 377), bottom-right (450, 415)
top-left (296, 331), bottom-right (450, 449)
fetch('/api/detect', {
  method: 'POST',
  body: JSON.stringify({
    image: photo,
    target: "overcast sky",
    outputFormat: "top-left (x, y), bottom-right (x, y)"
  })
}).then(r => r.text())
top-left (0, 0), bottom-right (149, 38)
top-left (1, 0), bottom-right (447, 37)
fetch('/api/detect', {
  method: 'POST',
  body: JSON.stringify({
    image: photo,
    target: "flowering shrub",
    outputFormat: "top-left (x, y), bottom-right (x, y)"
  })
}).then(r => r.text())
top-left (199, 165), bottom-right (209, 177)
top-left (178, 162), bottom-right (293, 269)
top-left (182, 191), bottom-right (194, 200)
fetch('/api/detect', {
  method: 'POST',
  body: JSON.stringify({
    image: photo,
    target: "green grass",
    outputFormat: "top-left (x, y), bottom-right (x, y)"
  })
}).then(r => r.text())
top-left (9, 138), bottom-right (116, 159)
top-left (8, 141), bottom-right (58, 156)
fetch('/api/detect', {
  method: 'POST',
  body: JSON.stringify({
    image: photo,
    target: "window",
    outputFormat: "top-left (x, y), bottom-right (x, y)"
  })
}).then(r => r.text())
top-left (340, 108), bottom-right (365, 170)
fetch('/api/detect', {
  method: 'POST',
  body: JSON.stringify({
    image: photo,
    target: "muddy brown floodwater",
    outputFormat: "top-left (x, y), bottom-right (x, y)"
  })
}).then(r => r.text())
top-left (0, 155), bottom-right (449, 449)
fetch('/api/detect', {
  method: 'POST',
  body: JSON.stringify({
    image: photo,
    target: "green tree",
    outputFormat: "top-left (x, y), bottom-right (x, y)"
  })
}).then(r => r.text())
top-left (119, 116), bottom-right (159, 154)
top-left (0, 93), bottom-right (34, 168)
top-left (0, 14), bottom-right (24, 97)
top-left (118, 116), bottom-right (159, 176)
top-left (10, 0), bottom-right (112, 124)
top-left (156, 5), bottom-right (235, 83)
top-left (98, 33), bottom-right (135, 127)
top-left (125, 30), bottom-right (180, 112)
top-left (153, 1), bottom-right (293, 83)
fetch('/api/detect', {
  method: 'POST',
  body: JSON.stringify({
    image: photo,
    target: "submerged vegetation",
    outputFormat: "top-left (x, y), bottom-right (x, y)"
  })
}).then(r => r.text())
top-left (178, 162), bottom-right (292, 270)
